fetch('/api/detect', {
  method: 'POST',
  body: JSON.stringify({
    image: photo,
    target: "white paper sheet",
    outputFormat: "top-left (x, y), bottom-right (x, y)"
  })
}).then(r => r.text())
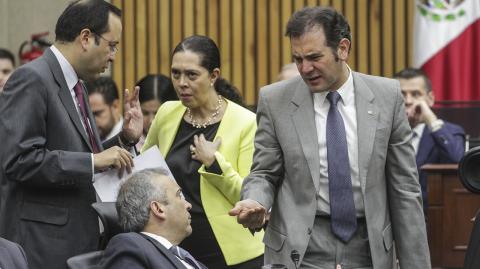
top-left (93, 146), bottom-right (174, 202)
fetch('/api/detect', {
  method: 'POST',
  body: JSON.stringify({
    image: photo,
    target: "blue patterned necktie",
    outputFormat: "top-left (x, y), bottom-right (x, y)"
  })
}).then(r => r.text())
top-left (170, 245), bottom-right (203, 269)
top-left (326, 91), bottom-right (357, 243)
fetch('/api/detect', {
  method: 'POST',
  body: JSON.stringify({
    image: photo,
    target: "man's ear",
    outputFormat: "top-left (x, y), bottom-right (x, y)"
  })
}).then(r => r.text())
top-left (150, 201), bottom-right (166, 220)
top-left (426, 91), bottom-right (435, 107)
top-left (337, 38), bottom-right (350, 61)
top-left (79, 28), bottom-right (92, 51)
top-left (111, 99), bottom-right (121, 113)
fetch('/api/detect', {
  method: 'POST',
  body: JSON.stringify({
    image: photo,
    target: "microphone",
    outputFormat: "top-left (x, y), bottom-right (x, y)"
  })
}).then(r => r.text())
top-left (290, 250), bottom-right (300, 269)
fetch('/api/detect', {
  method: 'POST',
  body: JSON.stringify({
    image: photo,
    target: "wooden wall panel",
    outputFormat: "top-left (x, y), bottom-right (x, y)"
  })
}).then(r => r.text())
top-left (147, 0), bottom-right (159, 75)
top-left (369, 0), bottom-right (381, 75)
top-left (135, 0), bottom-right (147, 81)
top-left (232, 0), bottom-right (243, 95)
top-left (159, 0), bottom-right (170, 75)
top-left (269, 0), bottom-right (281, 81)
top-left (344, 0), bottom-right (357, 70)
top-left (244, 0), bottom-right (256, 104)
top-left (112, 0), bottom-right (415, 107)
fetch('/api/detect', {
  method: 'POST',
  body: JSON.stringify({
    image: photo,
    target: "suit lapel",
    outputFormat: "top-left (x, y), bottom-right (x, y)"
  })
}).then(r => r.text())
top-left (139, 233), bottom-right (188, 269)
top-left (43, 49), bottom-right (92, 151)
top-left (290, 82), bottom-right (321, 191)
top-left (416, 127), bottom-right (433, 166)
top-left (353, 73), bottom-right (378, 193)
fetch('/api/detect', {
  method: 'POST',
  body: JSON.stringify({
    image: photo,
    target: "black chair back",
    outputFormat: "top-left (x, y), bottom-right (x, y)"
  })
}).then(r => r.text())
top-left (66, 250), bottom-right (103, 269)
top-left (91, 202), bottom-right (124, 250)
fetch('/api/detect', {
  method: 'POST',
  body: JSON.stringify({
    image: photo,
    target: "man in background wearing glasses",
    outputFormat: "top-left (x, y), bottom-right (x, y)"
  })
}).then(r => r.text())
top-left (0, 1), bottom-right (143, 268)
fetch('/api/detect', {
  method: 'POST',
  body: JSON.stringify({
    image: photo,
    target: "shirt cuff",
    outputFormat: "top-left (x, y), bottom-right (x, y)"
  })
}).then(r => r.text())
top-left (429, 119), bottom-right (444, 132)
top-left (205, 159), bottom-right (222, 174)
top-left (90, 153), bottom-right (95, 182)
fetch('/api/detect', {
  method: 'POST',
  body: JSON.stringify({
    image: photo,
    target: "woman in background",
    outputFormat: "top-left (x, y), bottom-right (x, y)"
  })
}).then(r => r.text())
top-left (135, 74), bottom-right (177, 149)
top-left (142, 35), bottom-right (264, 269)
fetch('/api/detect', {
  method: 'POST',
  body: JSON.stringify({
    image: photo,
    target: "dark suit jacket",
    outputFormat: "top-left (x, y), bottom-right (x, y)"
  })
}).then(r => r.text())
top-left (416, 121), bottom-right (465, 212)
top-left (0, 48), bottom-right (121, 269)
top-left (0, 237), bottom-right (29, 269)
top-left (98, 232), bottom-right (191, 269)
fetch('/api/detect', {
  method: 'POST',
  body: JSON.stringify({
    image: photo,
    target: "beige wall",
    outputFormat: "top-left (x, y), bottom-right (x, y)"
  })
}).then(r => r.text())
top-left (0, 0), bottom-right (70, 65)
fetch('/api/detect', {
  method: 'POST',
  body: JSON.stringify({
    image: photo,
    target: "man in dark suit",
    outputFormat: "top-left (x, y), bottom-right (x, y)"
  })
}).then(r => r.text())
top-left (0, 237), bottom-right (29, 269)
top-left (0, 1), bottom-right (143, 268)
top-left (99, 168), bottom-right (206, 269)
top-left (394, 68), bottom-right (465, 214)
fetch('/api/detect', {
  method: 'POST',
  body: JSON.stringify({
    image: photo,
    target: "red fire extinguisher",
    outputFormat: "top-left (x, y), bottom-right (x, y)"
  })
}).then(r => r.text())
top-left (18, 32), bottom-right (52, 65)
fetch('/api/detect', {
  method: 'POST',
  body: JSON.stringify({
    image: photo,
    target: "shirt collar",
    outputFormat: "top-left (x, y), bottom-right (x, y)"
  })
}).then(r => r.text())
top-left (50, 45), bottom-right (79, 90)
top-left (313, 65), bottom-right (354, 107)
top-left (141, 232), bottom-right (174, 249)
top-left (412, 123), bottom-right (426, 138)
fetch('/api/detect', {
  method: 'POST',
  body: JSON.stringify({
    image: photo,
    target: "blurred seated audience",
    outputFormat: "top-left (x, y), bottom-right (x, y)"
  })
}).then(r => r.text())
top-left (0, 237), bottom-right (29, 269)
top-left (394, 67), bottom-right (465, 214)
top-left (98, 168), bottom-right (207, 269)
top-left (86, 77), bottom-right (122, 142)
top-left (277, 62), bottom-right (299, 81)
top-left (0, 48), bottom-right (15, 93)
top-left (135, 74), bottom-right (177, 149)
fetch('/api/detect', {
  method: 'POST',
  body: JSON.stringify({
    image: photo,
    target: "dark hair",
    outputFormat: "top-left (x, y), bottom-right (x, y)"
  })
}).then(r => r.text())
top-left (285, 6), bottom-right (351, 53)
top-left (0, 48), bottom-right (15, 66)
top-left (172, 35), bottom-right (244, 106)
top-left (172, 35), bottom-right (220, 73)
top-left (214, 78), bottom-right (244, 107)
top-left (85, 77), bottom-right (119, 105)
top-left (55, 0), bottom-right (122, 43)
top-left (135, 74), bottom-right (177, 104)
top-left (394, 67), bottom-right (433, 93)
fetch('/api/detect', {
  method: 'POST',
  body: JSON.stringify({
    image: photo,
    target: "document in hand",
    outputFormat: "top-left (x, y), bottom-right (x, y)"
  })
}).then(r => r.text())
top-left (93, 145), bottom-right (174, 202)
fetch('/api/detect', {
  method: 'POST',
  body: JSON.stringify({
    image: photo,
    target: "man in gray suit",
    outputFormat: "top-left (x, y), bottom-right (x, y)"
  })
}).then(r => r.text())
top-left (230, 6), bottom-right (430, 269)
top-left (0, 237), bottom-right (29, 269)
top-left (0, 1), bottom-right (142, 268)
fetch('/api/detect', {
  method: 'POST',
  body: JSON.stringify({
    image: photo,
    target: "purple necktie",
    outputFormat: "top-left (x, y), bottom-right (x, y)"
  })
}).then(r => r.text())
top-left (326, 91), bottom-right (357, 243)
top-left (74, 81), bottom-right (100, 153)
top-left (170, 246), bottom-right (203, 269)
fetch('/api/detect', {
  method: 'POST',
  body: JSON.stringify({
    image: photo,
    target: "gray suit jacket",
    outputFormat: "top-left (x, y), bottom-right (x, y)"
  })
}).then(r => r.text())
top-left (0, 48), bottom-right (120, 269)
top-left (242, 73), bottom-right (431, 269)
top-left (0, 237), bottom-right (29, 269)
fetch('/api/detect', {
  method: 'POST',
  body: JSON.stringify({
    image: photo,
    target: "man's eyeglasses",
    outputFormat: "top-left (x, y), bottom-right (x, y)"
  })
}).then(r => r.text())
top-left (92, 32), bottom-right (119, 54)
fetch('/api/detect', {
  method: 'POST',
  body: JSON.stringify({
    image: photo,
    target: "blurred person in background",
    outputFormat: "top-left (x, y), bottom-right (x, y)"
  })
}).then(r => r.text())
top-left (0, 48), bottom-right (15, 92)
top-left (394, 67), bottom-right (465, 215)
top-left (135, 74), bottom-right (177, 149)
top-left (86, 77), bottom-right (123, 142)
top-left (277, 62), bottom-right (300, 81)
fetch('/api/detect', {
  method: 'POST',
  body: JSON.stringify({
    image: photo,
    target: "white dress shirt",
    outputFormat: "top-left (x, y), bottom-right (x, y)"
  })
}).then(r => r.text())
top-left (313, 67), bottom-right (364, 216)
top-left (50, 45), bottom-right (95, 179)
top-left (141, 232), bottom-right (194, 269)
top-left (411, 123), bottom-right (426, 154)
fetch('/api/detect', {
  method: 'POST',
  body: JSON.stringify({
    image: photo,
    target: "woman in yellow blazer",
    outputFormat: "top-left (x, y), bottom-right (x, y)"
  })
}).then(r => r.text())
top-left (142, 35), bottom-right (264, 269)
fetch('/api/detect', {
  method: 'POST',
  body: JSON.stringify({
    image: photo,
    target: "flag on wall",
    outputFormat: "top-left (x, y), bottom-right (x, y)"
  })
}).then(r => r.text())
top-left (413, 0), bottom-right (480, 102)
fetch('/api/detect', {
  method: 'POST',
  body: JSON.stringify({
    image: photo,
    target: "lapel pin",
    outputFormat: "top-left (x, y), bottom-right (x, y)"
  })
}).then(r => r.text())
top-left (367, 110), bottom-right (373, 115)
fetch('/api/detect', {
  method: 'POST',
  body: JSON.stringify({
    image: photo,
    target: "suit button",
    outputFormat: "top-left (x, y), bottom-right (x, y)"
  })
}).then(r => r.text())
top-left (307, 228), bottom-right (312, 235)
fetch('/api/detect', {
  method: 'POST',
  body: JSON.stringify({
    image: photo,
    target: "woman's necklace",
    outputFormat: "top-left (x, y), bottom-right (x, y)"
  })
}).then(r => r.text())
top-left (186, 95), bottom-right (223, 129)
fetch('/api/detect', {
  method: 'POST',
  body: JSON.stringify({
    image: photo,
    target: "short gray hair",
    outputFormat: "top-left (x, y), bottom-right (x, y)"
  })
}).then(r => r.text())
top-left (116, 168), bottom-right (171, 232)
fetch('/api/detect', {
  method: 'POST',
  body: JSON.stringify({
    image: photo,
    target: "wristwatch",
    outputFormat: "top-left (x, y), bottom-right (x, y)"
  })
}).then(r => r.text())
top-left (119, 132), bottom-right (137, 148)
